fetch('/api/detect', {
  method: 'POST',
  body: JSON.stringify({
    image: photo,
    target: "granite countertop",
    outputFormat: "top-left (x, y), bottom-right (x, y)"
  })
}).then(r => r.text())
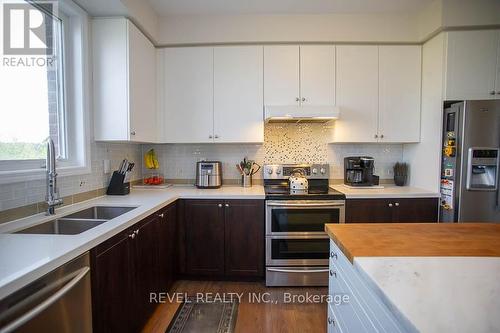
top-left (0, 185), bottom-right (264, 300)
top-left (331, 184), bottom-right (440, 199)
top-left (325, 223), bottom-right (500, 333)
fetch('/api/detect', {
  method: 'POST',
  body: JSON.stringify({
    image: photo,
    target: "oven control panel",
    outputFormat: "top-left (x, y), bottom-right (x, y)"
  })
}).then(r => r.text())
top-left (263, 164), bottom-right (330, 180)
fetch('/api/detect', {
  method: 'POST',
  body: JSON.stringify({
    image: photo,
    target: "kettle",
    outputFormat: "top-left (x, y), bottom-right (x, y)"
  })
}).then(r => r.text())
top-left (289, 169), bottom-right (309, 193)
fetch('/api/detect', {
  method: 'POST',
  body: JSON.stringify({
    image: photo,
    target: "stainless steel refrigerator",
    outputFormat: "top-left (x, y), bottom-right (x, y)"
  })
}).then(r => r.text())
top-left (440, 100), bottom-right (500, 223)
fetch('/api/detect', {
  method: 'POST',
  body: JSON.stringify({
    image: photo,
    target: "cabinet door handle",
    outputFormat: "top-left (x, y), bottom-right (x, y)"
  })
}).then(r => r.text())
top-left (301, 97), bottom-right (306, 102)
top-left (214, 135), bottom-right (219, 139)
top-left (158, 213), bottom-right (164, 218)
top-left (380, 134), bottom-right (384, 139)
top-left (395, 202), bottom-right (400, 207)
top-left (374, 134), bottom-right (378, 139)
top-left (218, 204), bottom-right (223, 208)
top-left (209, 135), bottom-right (213, 139)
top-left (129, 233), bottom-right (136, 239)
top-left (130, 131), bottom-right (136, 136)
top-left (295, 97), bottom-right (300, 102)
top-left (497, 91), bottom-right (500, 95)
top-left (388, 203), bottom-right (393, 208)
top-left (225, 203), bottom-right (229, 207)
top-left (134, 229), bottom-right (139, 235)
top-left (490, 90), bottom-right (496, 95)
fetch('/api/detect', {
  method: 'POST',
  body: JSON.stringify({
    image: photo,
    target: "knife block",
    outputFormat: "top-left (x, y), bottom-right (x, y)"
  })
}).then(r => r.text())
top-left (106, 171), bottom-right (130, 195)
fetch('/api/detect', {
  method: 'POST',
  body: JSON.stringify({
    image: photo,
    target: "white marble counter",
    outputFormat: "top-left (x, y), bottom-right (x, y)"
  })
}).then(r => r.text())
top-left (331, 184), bottom-right (440, 199)
top-left (353, 256), bottom-right (500, 333)
top-left (0, 185), bottom-right (264, 300)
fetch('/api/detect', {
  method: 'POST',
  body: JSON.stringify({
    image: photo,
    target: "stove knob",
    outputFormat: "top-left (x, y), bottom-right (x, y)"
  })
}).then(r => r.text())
top-left (267, 168), bottom-right (273, 175)
top-left (320, 168), bottom-right (326, 174)
top-left (312, 168), bottom-right (318, 175)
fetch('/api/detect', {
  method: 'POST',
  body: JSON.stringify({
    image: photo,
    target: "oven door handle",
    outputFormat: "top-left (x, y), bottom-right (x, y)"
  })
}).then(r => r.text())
top-left (267, 268), bottom-right (329, 273)
top-left (266, 202), bottom-right (344, 207)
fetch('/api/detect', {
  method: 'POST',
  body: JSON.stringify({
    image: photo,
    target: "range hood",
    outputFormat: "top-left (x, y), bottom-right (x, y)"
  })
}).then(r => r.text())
top-left (264, 106), bottom-right (340, 123)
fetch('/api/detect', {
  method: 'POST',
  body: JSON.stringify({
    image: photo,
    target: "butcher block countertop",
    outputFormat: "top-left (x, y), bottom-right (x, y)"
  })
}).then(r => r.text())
top-left (325, 223), bottom-right (500, 263)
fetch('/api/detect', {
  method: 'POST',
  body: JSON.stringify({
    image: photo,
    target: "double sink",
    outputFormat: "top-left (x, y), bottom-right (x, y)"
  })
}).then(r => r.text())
top-left (15, 206), bottom-right (137, 235)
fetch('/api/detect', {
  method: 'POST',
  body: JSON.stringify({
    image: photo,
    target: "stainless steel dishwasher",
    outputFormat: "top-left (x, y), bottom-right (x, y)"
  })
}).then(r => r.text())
top-left (0, 252), bottom-right (92, 333)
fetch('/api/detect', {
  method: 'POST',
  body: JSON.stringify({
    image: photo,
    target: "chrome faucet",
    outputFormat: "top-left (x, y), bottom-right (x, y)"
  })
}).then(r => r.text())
top-left (46, 138), bottom-right (63, 215)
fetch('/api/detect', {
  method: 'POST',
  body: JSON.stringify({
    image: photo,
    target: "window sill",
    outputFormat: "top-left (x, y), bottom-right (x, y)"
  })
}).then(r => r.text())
top-left (0, 165), bottom-right (92, 185)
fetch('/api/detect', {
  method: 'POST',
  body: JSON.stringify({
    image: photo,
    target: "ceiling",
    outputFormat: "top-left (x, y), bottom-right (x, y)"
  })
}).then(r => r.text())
top-left (146, 0), bottom-right (435, 16)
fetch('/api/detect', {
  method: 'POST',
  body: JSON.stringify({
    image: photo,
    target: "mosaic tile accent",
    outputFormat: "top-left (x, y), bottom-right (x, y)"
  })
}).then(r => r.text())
top-left (263, 123), bottom-right (329, 164)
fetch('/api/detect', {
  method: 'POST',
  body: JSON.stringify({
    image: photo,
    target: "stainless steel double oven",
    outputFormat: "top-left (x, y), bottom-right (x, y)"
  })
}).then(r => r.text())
top-left (263, 164), bottom-right (346, 287)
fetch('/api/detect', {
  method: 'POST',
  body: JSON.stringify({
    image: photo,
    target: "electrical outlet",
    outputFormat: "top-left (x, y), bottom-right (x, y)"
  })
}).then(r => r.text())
top-left (104, 159), bottom-right (111, 174)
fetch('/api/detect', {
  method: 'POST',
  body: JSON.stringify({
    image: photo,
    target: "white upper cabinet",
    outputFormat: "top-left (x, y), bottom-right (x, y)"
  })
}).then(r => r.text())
top-left (128, 23), bottom-right (157, 143)
top-left (264, 46), bottom-right (300, 105)
top-left (300, 45), bottom-right (335, 106)
top-left (333, 45), bottom-right (379, 143)
top-left (333, 45), bottom-right (422, 143)
top-left (93, 18), bottom-right (157, 142)
top-left (264, 45), bottom-right (335, 106)
top-left (160, 46), bottom-right (264, 143)
top-left (161, 47), bottom-right (214, 143)
top-left (444, 30), bottom-right (500, 100)
top-left (378, 45), bottom-right (422, 143)
top-left (214, 46), bottom-right (264, 143)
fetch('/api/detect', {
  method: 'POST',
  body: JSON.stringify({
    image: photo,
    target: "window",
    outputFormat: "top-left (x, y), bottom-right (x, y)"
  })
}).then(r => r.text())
top-left (0, 0), bottom-right (90, 183)
top-left (0, 3), bottom-right (65, 160)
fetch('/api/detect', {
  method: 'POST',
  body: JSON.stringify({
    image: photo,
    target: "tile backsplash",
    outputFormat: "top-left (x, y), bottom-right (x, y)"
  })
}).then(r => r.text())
top-left (0, 142), bottom-right (142, 212)
top-left (1, 123), bottom-right (404, 212)
top-left (146, 124), bottom-right (404, 182)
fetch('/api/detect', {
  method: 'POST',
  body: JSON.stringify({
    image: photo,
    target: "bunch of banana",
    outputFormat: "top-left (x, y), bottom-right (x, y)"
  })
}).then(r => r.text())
top-left (144, 149), bottom-right (159, 169)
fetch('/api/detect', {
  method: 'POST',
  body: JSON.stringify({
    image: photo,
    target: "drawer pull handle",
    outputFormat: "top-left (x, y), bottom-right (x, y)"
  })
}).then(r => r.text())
top-left (330, 252), bottom-right (337, 260)
top-left (395, 202), bottom-right (400, 207)
top-left (328, 317), bottom-right (335, 326)
top-left (388, 203), bottom-right (393, 207)
top-left (329, 270), bottom-right (337, 278)
top-left (158, 213), bottom-right (164, 218)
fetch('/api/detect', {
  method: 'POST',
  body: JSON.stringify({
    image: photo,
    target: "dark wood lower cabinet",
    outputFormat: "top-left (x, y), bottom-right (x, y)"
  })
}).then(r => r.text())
top-left (346, 198), bottom-right (439, 223)
top-left (224, 200), bottom-right (264, 277)
top-left (158, 204), bottom-right (176, 292)
top-left (91, 202), bottom-right (177, 333)
top-left (182, 199), bottom-right (265, 279)
top-left (184, 200), bottom-right (225, 276)
top-left (90, 199), bottom-right (264, 332)
top-left (91, 231), bottom-right (132, 333)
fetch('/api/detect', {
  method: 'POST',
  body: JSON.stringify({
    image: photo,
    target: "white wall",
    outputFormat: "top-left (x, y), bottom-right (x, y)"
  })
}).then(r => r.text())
top-left (74, 0), bottom-right (159, 41)
top-left (157, 13), bottom-right (420, 44)
top-left (403, 33), bottom-right (445, 192)
top-left (441, 0), bottom-right (500, 28)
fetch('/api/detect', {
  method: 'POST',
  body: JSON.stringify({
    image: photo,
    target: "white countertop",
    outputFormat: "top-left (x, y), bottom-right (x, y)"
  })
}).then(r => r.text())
top-left (0, 185), bottom-right (264, 300)
top-left (353, 256), bottom-right (500, 333)
top-left (331, 184), bottom-right (440, 199)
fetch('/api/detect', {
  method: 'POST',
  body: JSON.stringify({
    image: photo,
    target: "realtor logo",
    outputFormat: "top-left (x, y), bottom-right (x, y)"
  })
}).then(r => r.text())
top-left (3, 1), bottom-right (56, 55)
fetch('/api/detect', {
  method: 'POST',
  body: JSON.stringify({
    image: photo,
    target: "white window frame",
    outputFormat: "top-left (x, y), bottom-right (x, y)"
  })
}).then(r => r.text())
top-left (0, 0), bottom-right (91, 184)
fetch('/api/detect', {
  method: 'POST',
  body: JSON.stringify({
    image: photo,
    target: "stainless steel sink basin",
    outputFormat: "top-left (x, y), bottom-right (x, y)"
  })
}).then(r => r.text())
top-left (63, 206), bottom-right (137, 220)
top-left (15, 218), bottom-right (107, 235)
top-left (15, 206), bottom-right (138, 235)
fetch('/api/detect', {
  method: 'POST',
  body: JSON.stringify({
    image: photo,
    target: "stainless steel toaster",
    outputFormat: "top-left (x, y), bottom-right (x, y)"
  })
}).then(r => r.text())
top-left (195, 161), bottom-right (222, 188)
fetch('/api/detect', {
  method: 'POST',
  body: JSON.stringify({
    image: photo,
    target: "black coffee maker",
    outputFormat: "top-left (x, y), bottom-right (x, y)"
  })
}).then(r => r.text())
top-left (344, 157), bottom-right (379, 186)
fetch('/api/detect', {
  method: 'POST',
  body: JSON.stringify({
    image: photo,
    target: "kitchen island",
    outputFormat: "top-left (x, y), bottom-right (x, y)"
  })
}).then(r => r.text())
top-left (324, 223), bottom-right (500, 333)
